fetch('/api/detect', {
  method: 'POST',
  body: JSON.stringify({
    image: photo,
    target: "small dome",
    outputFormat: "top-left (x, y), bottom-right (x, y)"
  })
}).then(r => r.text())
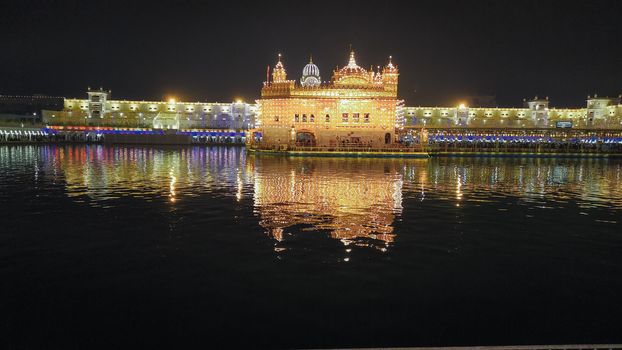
top-left (301, 55), bottom-right (321, 87)
top-left (303, 57), bottom-right (320, 77)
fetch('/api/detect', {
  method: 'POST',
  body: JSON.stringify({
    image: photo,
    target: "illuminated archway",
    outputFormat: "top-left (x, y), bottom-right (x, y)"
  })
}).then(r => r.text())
top-left (295, 131), bottom-right (316, 146)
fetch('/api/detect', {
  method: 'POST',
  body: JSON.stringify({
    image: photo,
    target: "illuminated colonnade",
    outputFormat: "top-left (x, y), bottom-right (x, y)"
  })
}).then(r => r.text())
top-left (42, 88), bottom-right (258, 130)
top-left (404, 96), bottom-right (622, 129)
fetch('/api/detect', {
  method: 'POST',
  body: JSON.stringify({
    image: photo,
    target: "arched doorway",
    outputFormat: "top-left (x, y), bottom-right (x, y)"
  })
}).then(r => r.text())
top-left (384, 133), bottom-right (391, 144)
top-left (296, 131), bottom-right (316, 147)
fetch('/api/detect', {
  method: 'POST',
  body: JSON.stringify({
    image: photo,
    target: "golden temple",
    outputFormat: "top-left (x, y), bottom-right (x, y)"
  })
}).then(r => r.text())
top-left (250, 51), bottom-right (404, 149)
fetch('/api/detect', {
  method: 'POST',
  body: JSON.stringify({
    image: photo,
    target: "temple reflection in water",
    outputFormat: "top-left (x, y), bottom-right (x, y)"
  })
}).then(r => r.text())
top-left (249, 156), bottom-right (407, 250)
top-left (4, 145), bottom-right (621, 250)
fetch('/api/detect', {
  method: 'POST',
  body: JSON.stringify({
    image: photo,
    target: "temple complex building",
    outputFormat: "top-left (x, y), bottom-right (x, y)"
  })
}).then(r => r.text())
top-left (35, 53), bottom-right (622, 138)
top-left (404, 95), bottom-right (622, 129)
top-left (41, 87), bottom-right (257, 130)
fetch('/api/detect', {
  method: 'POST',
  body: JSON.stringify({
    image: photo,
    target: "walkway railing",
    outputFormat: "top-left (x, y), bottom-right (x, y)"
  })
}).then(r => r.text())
top-left (250, 144), bottom-right (424, 153)
top-left (427, 143), bottom-right (622, 154)
top-left (367, 345), bottom-right (622, 350)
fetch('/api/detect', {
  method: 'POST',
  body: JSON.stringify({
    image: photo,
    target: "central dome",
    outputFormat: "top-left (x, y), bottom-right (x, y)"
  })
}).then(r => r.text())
top-left (340, 50), bottom-right (367, 74)
top-left (333, 51), bottom-right (372, 86)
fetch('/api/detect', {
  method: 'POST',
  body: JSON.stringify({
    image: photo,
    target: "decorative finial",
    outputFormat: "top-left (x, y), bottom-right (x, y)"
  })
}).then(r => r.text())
top-left (348, 50), bottom-right (357, 67)
top-left (309, 54), bottom-right (313, 64)
top-left (389, 55), bottom-right (393, 63)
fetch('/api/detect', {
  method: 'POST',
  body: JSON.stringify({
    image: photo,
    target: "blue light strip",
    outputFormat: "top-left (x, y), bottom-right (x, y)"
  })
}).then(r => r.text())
top-left (41, 128), bottom-right (245, 138)
top-left (427, 134), bottom-right (622, 144)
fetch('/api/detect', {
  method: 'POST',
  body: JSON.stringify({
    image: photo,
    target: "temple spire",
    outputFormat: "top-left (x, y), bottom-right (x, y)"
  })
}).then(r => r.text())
top-left (347, 50), bottom-right (357, 68)
top-left (384, 55), bottom-right (397, 72)
top-left (272, 53), bottom-right (287, 82)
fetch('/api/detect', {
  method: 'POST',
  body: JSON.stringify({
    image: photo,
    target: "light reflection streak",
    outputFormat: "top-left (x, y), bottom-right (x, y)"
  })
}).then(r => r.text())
top-left (169, 170), bottom-right (176, 203)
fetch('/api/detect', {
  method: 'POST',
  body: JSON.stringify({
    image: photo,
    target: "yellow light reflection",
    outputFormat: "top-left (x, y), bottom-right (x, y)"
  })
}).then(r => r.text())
top-left (251, 156), bottom-right (406, 251)
top-left (169, 170), bottom-right (176, 203)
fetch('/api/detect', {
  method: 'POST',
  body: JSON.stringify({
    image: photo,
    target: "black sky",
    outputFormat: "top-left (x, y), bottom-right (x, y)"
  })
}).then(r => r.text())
top-left (1, 0), bottom-right (621, 107)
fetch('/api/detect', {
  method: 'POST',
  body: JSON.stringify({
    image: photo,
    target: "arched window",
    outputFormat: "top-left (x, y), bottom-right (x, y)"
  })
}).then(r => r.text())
top-left (302, 114), bottom-right (307, 122)
top-left (310, 114), bottom-right (315, 122)
top-left (325, 114), bottom-right (330, 122)
top-left (294, 114), bottom-right (299, 122)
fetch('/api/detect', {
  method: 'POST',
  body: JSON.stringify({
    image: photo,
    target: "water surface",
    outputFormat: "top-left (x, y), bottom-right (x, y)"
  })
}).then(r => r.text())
top-left (2, 145), bottom-right (621, 348)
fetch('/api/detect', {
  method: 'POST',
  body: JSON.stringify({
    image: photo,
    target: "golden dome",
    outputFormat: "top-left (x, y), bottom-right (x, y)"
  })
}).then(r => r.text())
top-left (332, 51), bottom-right (373, 86)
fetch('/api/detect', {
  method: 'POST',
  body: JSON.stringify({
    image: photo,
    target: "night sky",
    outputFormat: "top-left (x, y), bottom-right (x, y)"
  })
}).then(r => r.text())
top-left (1, 0), bottom-right (621, 107)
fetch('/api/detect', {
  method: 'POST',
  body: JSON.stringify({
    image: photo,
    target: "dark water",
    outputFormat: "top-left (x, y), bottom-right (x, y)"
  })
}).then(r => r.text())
top-left (2, 145), bottom-right (621, 349)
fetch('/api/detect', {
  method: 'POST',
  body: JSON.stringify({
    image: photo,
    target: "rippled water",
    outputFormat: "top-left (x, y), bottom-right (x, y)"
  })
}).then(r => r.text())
top-left (2, 144), bottom-right (622, 348)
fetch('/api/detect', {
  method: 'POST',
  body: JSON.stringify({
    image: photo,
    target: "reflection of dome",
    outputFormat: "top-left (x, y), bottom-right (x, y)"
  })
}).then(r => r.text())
top-left (301, 55), bottom-right (321, 87)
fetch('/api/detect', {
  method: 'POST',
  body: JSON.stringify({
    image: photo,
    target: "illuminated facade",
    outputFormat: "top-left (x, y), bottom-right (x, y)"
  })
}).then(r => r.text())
top-left (404, 95), bottom-right (622, 129)
top-left (37, 62), bottom-right (622, 136)
top-left (252, 51), bottom-right (404, 148)
top-left (42, 88), bottom-right (258, 130)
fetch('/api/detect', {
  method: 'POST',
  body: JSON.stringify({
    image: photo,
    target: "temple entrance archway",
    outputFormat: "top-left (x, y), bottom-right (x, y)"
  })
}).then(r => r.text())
top-left (295, 131), bottom-right (316, 147)
top-left (385, 133), bottom-right (391, 144)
